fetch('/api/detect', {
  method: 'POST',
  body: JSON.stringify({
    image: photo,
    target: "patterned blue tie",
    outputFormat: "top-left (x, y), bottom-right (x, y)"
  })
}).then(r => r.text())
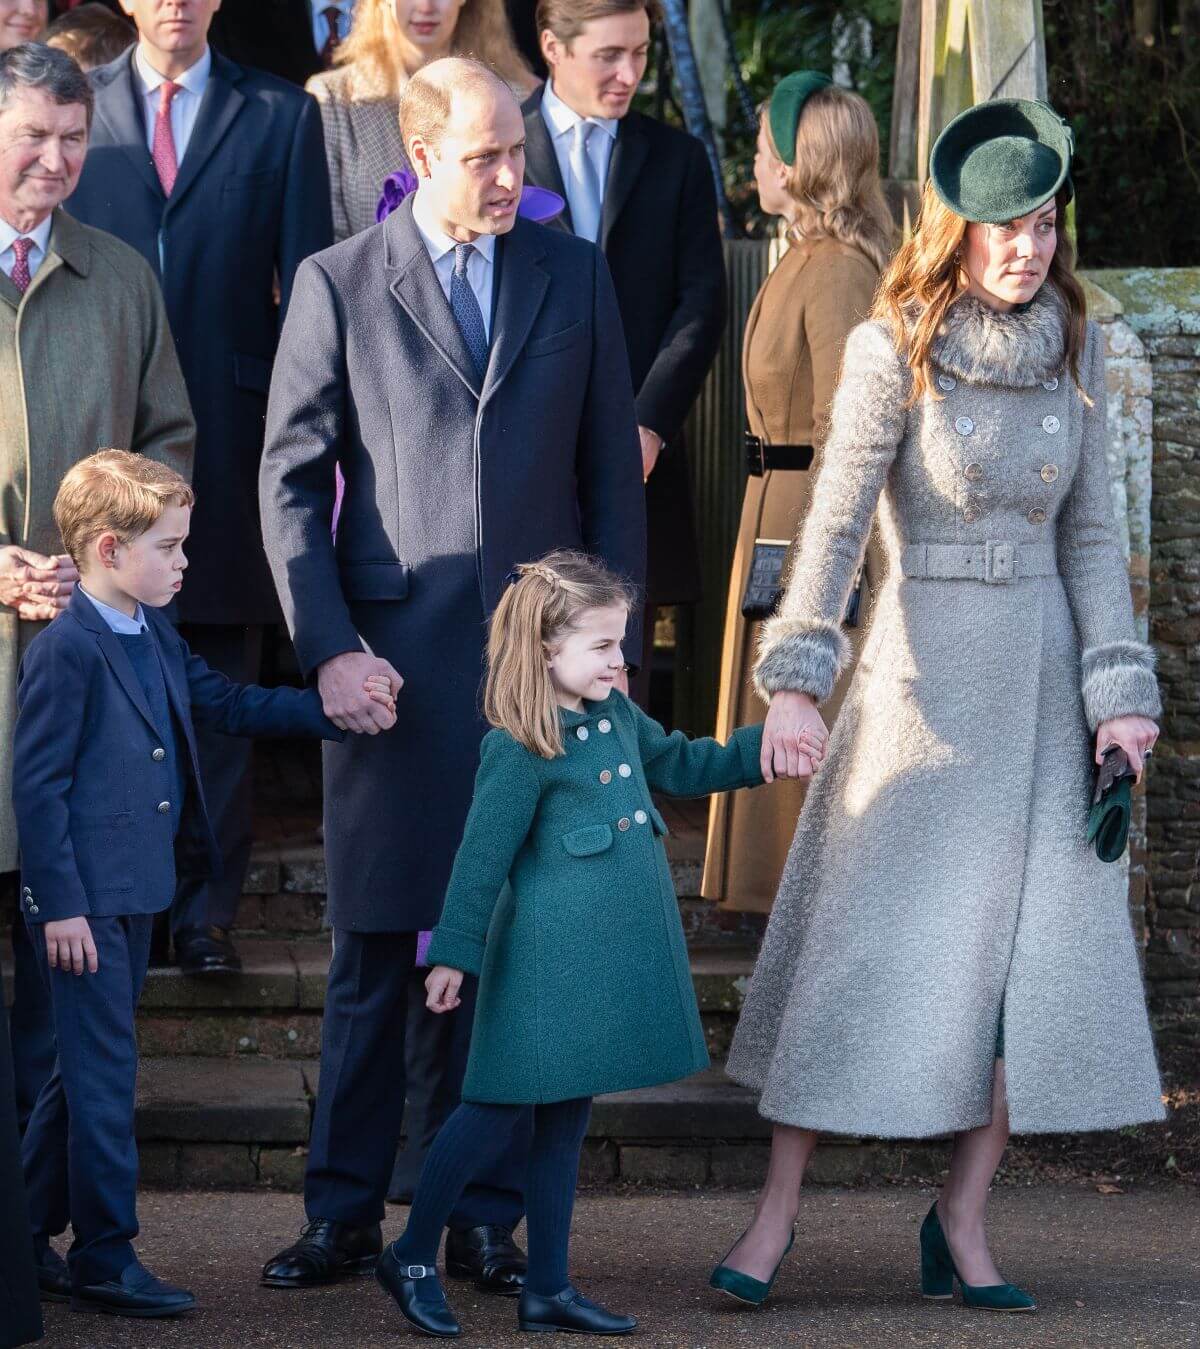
top-left (450, 242), bottom-right (489, 378)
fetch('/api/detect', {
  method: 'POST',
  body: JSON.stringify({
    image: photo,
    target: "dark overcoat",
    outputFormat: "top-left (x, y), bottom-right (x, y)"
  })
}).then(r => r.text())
top-left (0, 998), bottom-right (40, 1348)
top-left (427, 693), bottom-right (763, 1103)
top-left (260, 200), bottom-right (646, 933)
top-left (66, 47), bottom-right (333, 624)
top-left (522, 94), bottom-right (726, 604)
top-left (209, 0), bottom-right (325, 88)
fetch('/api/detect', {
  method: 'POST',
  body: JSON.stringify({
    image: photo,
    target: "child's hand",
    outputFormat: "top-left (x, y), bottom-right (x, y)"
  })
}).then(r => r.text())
top-left (361, 674), bottom-right (397, 730)
top-left (44, 916), bottom-right (99, 975)
top-left (426, 965), bottom-right (464, 1013)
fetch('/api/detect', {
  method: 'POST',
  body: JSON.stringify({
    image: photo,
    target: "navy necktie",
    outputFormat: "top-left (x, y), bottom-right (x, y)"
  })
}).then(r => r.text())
top-left (450, 242), bottom-right (489, 378)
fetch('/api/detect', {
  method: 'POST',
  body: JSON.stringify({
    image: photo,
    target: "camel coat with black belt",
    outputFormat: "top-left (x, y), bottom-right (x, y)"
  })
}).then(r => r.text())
top-left (726, 288), bottom-right (1164, 1137)
top-left (0, 210), bottom-right (194, 873)
top-left (702, 236), bottom-right (880, 912)
top-left (426, 692), bottom-right (764, 1104)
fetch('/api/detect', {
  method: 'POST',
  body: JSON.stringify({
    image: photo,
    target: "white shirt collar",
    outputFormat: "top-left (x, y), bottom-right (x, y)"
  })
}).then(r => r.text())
top-left (80, 586), bottom-right (148, 635)
top-left (541, 80), bottom-right (619, 142)
top-left (410, 191), bottom-right (497, 269)
top-left (0, 213), bottom-right (53, 258)
top-left (134, 43), bottom-right (212, 98)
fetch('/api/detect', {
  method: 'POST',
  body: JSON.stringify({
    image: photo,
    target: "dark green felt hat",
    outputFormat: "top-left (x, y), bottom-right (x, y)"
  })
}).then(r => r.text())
top-left (768, 70), bottom-right (832, 166)
top-left (929, 98), bottom-right (1074, 223)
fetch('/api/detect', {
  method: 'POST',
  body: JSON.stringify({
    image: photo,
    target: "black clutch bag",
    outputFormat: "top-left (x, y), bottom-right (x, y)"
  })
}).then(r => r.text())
top-left (1087, 746), bottom-right (1137, 863)
top-left (741, 538), bottom-right (863, 628)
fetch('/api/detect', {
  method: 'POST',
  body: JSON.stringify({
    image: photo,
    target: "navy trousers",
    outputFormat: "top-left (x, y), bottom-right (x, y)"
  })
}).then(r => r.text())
top-left (22, 914), bottom-right (153, 1287)
top-left (305, 929), bottom-right (529, 1230)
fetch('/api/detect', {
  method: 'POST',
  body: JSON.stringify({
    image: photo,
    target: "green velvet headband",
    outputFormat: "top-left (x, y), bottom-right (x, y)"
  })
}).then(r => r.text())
top-left (930, 98), bottom-right (1075, 223)
top-left (768, 71), bottom-right (833, 166)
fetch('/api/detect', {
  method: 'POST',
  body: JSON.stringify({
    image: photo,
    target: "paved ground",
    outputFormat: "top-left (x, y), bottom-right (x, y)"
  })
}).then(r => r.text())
top-left (35, 1184), bottom-right (1200, 1348)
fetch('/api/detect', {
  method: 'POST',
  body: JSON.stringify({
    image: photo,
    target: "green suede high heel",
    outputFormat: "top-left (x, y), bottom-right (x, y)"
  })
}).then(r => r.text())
top-left (709, 1227), bottom-right (796, 1306)
top-left (919, 1203), bottom-right (1036, 1312)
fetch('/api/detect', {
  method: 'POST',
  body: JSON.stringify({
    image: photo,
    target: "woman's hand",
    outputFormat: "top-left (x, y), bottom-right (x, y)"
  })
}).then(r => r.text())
top-left (761, 690), bottom-right (829, 783)
top-left (425, 964), bottom-right (464, 1013)
top-left (1096, 715), bottom-right (1159, 782)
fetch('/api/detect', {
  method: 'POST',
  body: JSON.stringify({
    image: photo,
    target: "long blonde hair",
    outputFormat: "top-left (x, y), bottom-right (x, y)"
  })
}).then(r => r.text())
top-left (337, 0), bottom-right (534, 97)
top-left (765, 84), bottom-right (894, 273)
top-left (485, 551), bottom-right (635, 760)
top-left (873, 180), bottom-right (1088, 406)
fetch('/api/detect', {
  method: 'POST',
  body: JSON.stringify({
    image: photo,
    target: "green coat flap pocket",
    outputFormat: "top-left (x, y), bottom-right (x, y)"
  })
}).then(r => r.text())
top-left (649, 807), bottom-right (670, 837)
top-left (340, 560), bottom-right (411, 601)
top-left (561, 824), bottom-right (614, 858)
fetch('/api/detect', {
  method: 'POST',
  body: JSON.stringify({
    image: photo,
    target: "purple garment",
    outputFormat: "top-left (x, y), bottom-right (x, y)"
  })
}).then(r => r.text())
top-left (416, 930), bottom-right (433, 966)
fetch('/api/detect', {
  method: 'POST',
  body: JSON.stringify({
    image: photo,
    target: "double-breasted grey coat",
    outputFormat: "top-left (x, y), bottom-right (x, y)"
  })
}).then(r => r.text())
top-left (726, 287), bottom-right (1165, 1138)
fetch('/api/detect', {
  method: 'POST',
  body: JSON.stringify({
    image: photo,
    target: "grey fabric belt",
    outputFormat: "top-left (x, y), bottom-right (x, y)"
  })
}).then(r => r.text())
top-left (900, 541), bottom-right (1058, 584)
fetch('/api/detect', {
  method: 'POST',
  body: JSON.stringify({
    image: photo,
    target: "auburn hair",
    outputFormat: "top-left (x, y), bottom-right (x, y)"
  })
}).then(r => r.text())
top-left (763, 84), bottom-right (895, 274)
top-left (484, 551), bottom-right (635, 759)
top-left (54, 449), bottom-right (194, 567)
top-left (873, 180), bottom-right (1088, 406)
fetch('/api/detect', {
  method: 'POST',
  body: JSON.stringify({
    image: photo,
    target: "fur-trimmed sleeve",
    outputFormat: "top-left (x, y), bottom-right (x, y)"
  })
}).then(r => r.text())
top-left (1058, 324), bottom-right (1162, 731)
top-left (754, 319), bottom-right (907, 704)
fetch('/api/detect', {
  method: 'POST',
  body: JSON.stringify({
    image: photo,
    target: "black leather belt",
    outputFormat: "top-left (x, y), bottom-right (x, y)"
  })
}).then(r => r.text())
top-left (746, 433), bottom-right (814, 477)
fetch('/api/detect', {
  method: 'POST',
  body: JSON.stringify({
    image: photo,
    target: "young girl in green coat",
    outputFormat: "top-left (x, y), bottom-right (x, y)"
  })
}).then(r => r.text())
top-left (374, 551), bottom-right (822, 1339)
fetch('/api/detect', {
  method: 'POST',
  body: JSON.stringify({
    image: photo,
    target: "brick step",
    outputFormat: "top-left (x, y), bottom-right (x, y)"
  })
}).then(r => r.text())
top-left (133, 941), bottom-right (755, 1061)
top-left (133, 1055), bottom-right (950, 1192)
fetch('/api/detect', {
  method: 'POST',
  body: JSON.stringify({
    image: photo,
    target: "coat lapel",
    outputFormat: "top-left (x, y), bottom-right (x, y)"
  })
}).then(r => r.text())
top-left (521, 94), bottom-right (574, 235)
top-left (481, 220), bottom-right (549, 405)
top-left (599, 116), bottom-right (648, 249)
top-left (150, 619), bottom-right (203, 770)
top-left (384, 199), bottom-right (482, 398)
top-left (91, 51), bottom-right (164, 205)
top-left (67, 590), bottom-right (160, 737)
top-left (167, 52), bottom-right (246, 214)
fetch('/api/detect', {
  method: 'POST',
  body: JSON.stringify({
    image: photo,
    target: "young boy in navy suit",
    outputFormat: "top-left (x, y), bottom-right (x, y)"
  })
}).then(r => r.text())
top-left (14, 451), bottom-right (396, 1318)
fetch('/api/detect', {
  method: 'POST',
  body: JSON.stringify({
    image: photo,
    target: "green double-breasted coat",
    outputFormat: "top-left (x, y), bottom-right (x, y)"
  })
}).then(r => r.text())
top-left (426, 692), bottom-right (764, 1104)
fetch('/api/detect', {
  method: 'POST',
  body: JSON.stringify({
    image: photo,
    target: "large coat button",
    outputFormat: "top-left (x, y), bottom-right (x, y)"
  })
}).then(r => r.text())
top-left (599, 770), bottom-right (612, 784)
top-left (576, 727), bottom-right (589, 742)
top-left (964, 462), bottom-right (984, 482)
top-left (954, 416), bottom-right (974, 435)
top-left (938, 374), bottom-right (957, 391)
top-left (1028, 507), bottom-right (1048, 524)
top-left (634, 810), bottom-right (648, 825)
top-left (1042, 376), bottom-right (1059, 391)
top-left (1041, 464), bottom-right (1059, 483)
top-left (618, 764), bottom-right (632, 777)
top-left (617, 817), bottom-right (631, 832)
top-left (1042, 415), bottom-right (1060, 434)
top-left (152, 747), bottom-right (166, 762)
top-left (597, 719), bottom-right (611, 733)
top-left (157, 801), bottom-right (171, 814)
top-left (963, 503), bottom-right (982, 524)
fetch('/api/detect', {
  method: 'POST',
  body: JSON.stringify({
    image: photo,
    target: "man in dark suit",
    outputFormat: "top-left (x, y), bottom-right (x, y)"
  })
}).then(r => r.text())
top-left (0, 1001), bottom-right (41, 1347)
top-left (522, 0), bottom-right (725, 707)
top-left (259, 56), bottom-right (644, 1294)
top-left (209, 0), bottom-right (352, 87)
top-left (66, 0), bottom-right (333, 975)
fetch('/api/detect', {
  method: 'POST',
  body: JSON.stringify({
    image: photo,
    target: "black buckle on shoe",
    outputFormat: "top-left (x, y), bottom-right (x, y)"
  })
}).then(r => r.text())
top-left (402, 1264), bottom-right (430, 1279)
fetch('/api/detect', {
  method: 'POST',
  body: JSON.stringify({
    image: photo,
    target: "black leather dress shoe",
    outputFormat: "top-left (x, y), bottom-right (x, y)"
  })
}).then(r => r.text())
top-left (176, 925), bottom-right (242, 975)
top-left (445, 1224), bottom-right (526, 1296)
top-left (518, 1285), bottom-right (636, 1335)
top-left (36, 1249), bottom-right (70, 1303)
top-left (72, 1262), bottom-right (195, 1318)
top-left (375, 1244), bottom-right (461, 1338)
top-left (261, 1219), bottom-right (382, 1288)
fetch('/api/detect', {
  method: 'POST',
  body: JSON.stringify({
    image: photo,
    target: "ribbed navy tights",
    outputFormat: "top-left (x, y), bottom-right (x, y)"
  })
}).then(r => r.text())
top-left (392, 1096), bottom-right (592, 1297)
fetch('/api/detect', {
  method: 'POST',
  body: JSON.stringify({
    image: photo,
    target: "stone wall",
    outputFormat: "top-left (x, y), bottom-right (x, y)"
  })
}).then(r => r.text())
top-left (1087, 268), bottom-right (1200, 1043)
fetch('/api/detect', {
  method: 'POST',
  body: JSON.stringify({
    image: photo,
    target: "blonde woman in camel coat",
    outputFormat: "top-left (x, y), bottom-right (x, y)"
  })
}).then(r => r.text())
top-left (702, 77), bottom-right (893, 913)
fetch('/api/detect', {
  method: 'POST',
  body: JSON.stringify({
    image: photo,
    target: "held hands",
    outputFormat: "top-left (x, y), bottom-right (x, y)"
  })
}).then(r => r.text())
top-left (1096, 715), bottom-right (1159, 782)
top-left (761, 690), bottom-right (830, 783)
top-left (426, 964), bottom-right (464, 1014)
top-left (318, 651), bottom-right (403, 734)
top-left (0, 545), bottom-right (78, 621)
top-left (44, 916), bottom-right (99, 975)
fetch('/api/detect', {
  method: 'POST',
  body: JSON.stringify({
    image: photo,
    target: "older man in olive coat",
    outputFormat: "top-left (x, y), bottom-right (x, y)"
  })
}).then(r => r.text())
top-left (0, 43), bottom-right (193, 1131)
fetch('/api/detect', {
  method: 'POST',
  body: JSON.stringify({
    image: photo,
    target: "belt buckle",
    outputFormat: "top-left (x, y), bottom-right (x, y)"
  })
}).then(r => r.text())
top-left (745, 433), bottom-right (766, 477)
top-left (984, 540), bottom-right (1015, 583)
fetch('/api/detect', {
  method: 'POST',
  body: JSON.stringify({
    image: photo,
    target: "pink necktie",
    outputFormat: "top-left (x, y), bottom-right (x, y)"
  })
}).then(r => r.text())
top-left (9, 237), bottom-right (33, 295)
top-left (152, 81), bottom-right (182, 196)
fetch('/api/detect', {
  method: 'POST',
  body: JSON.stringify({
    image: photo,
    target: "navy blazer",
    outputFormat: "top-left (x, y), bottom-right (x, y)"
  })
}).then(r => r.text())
top-left (66, 48), bottom-right (333, 625)
top-left (260, 199), bottom-right (645, 932)
top-left (13, 589), bottom-right (342, 925)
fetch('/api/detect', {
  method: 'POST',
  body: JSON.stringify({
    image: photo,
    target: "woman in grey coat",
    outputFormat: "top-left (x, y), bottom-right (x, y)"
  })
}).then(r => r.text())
top-left (713, 101), bottom-right (1163, 1313)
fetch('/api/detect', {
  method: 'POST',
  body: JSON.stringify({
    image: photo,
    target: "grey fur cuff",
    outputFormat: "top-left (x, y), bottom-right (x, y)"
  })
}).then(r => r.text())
top-left (753, 618), bottom-right (851, 705)
top-left (1081, 641), bottom-right (1162, 731)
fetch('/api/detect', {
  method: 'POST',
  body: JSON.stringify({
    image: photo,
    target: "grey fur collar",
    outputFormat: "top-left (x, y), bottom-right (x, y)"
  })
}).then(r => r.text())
top-left (930, 286), bottom-right (1067, 388)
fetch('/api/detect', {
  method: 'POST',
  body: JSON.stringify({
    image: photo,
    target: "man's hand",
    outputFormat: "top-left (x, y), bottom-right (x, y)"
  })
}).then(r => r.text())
top-left (44, 916), bottom-right (99, 975)
top-left (317, 651), bottom-right (403, 734)
top-left (761, 690), bottom-right (829, 783)
top-left (639, 426), bottom-right (663, 481)
top-left (0, 546), bottom-right (77, 621)
top-left (426, 964), bottom-right (464, 1013)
